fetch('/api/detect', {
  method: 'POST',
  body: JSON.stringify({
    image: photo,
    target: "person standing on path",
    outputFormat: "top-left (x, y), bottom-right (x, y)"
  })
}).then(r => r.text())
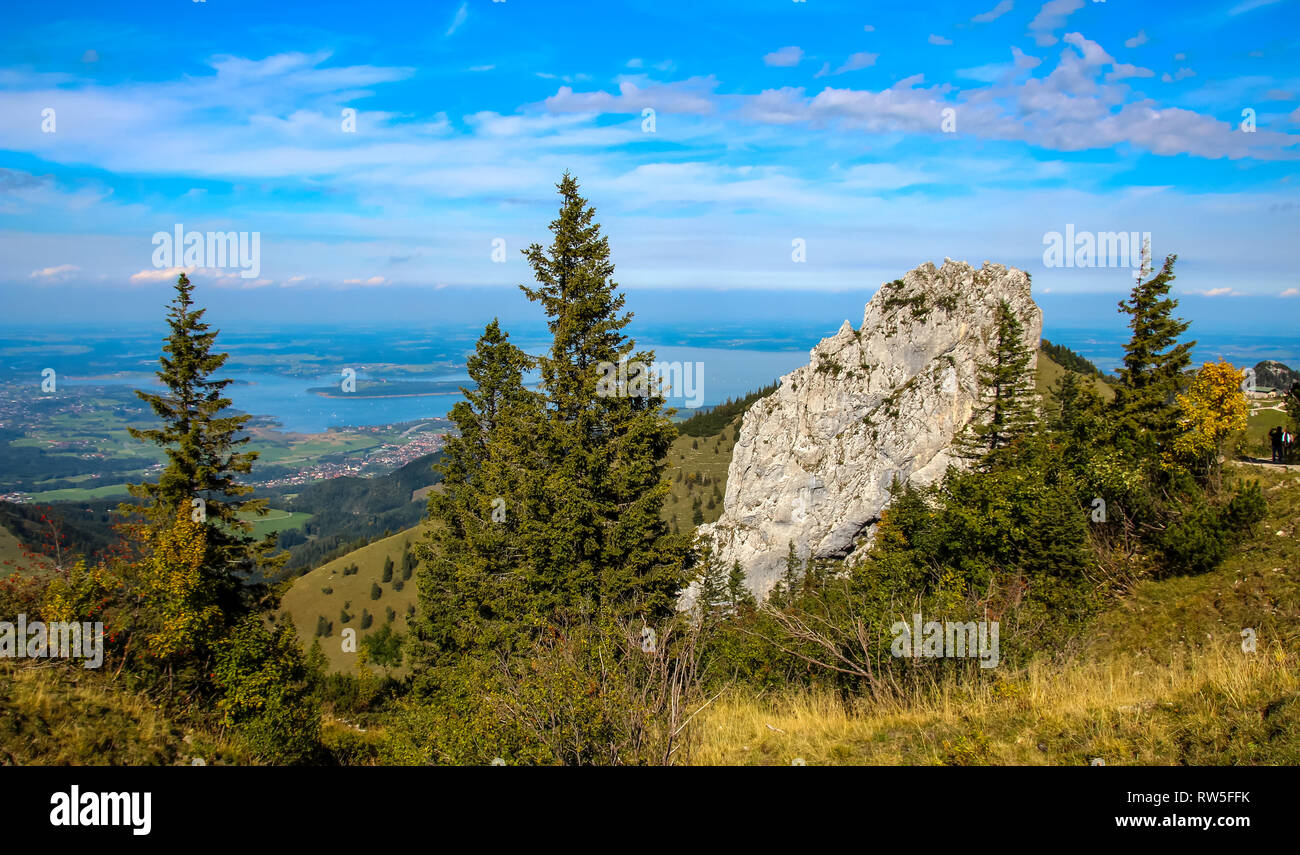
top-left (1269, 425), bottom-right (1284, 463)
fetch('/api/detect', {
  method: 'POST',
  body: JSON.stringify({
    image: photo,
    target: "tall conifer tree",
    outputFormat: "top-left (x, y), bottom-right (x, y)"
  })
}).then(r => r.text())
top-left (518, 173), bottom-right (686, 621)
top-left (1113, 254), bottom-right (1194, 457)
top-left (415, 320), bottom-right (539, 663)
top-left (127, 273), bottom-right (269, 619)
top-left (956, 301), bottom-right (1038, 470)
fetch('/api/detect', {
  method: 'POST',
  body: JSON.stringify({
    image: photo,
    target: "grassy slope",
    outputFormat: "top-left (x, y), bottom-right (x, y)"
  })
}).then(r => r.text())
top-left (279, 527), bottom-right (422, 673)
top-left (1034, 350), bottom-right (1115, 402)
top-left (0, 660), bottom-right (254, 766)
top-left (0, 525), bottom-right (29, 570)
top-left (241, 508), bottom-right (313, 540)
top-left (689, 462), bottom-right (1300, 765)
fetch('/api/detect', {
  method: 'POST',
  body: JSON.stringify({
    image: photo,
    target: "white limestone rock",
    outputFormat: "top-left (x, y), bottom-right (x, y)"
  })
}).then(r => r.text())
top-left (697, 259), bottom-right (1042, 599)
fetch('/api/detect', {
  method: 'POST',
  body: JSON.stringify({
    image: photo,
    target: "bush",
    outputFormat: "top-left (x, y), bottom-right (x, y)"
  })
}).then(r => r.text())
top-left (369, 582), bottom-right (382, 601)
top-left (360, 609), bottom-right (373, 630)
top-left (385, 618), bottom-right (701, 765)
top-left (214, 616), bottom-right (321, 764)
top-left (360, 622), bottom-right (403, 668)
top-left (1156, 479), bottom-right (1266, 577)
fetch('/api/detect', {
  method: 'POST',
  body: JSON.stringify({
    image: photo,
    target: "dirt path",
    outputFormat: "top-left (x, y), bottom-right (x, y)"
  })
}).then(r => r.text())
top-left (1236, 456), bottom-right (1300, 473)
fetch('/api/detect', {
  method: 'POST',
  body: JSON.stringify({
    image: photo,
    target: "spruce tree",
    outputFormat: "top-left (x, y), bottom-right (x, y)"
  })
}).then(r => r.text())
top-left (518, 173), bottom-right (686, 621)
top-left (127, 272), bottom-right (270, 622)
top-left (727, 561), bottom-right (756, 615)
top-left (415, 320), bottom-right (539, 663)
top-left (956, 301), bottom-right (1037, 470)
top-left (692, 540), bottom-right (728, 630)
top-left (1113, 254), bottom-right (1194, 457)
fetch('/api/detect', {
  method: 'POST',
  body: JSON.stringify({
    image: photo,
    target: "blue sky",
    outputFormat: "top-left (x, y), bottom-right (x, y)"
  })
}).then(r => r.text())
top-left (1, 0), bottom-right (1298, 324)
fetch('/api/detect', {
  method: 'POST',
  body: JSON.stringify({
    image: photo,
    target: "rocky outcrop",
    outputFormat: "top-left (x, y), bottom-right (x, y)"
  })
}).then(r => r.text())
top-left (1252, 360), bottom-right (1300, 392)
top-left (698, 259), bottom-right (1041, 599)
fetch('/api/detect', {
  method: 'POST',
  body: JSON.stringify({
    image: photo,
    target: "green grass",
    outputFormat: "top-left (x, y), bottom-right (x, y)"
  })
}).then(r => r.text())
top-left (241, 508), bottom-right (312, 540)
top-left (25, 483), bottom-right (133, 502)
top-left (280, 526), bottom-right (422, 674)
top-left (0, 525), bottom-right (38, 574)
top-left (664, 420), bottom-right (737, 532)
top-left (1034, 350), bottom-right (1115, 402)
top-left (0, 660), bottom-right (254, 765)
top-left (1245, 398), bottom-right (1291, 458)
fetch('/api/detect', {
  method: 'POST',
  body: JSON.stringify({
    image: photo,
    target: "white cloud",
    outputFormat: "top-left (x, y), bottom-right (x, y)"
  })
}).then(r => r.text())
top-left (626, 58), bottom-right (643, 69)
top-left (1108, 63), bottom-right (1155, 82)
top-left (972, 1), bottom-right (1014, 24)
top-left (1012, 47), bottom-right (1042, 70)
top-left (816, 52), bottom-right (880, 77)
top-left (1124, 30), bottom-right (1148, 49)
top-left (1281, 288), bottom-right (1299, 297)
top-left (129, 267), bottom-right (195, 284)
top-left (863, 25), bottom-right (875, 32)
top-left (763, 46), bottom-right (804, 67)
top-left (1028, 0), bottom-right (1083, 47)
top-left (929, 34), bottom-right (954, 46)
top-left (1200, 287), bottom-right (1235, 296)
top-left (445, 3), bottom-right (468, 37)
top-left (342, 276), bottom-right (388, 286)
top-left (1162, 68), bottom-right (1196, 82)
top-left (81, 50), bottom-right (99, 64)
top-left (545, 77), bottom-right (718, 115)
top-left (29, 264), bottom-right (80, 280)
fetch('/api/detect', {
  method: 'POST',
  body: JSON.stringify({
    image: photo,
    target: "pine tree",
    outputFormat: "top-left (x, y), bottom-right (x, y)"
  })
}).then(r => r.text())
top-left (727, 560), bottom-right (756, 615)
top-left (126, 272), bottom-right (271, 632)
top-left (956, 301), bottom-right (1038, 470)
top-left (1113, 254), bottom-right (1194, 457)
top-left (517, 173), bottom-right (686, 621)
top-left (692, 540), bottom-right (728, 630)
top-left (414, 320), bottom-right (539, 663)
top-left (382, 556), bottom-right (394, 583)
top-left (784, 540), bottom-right (801, 598)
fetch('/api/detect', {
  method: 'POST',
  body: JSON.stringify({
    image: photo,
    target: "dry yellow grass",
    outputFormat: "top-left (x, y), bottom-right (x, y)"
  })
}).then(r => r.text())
top-left (0, 661), bottom-right (252, 765)
top-left (690, 643), bottom-right (1299, 765)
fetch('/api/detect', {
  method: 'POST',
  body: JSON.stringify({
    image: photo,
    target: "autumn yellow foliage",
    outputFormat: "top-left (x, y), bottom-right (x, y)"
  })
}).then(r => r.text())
top-left (138, 510), bottom-right (220, 661)
top-left (1167, 360), bottom-right (1249, 474)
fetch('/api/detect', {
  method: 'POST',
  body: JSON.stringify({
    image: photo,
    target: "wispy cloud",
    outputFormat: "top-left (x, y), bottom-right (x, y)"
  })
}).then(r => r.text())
top-left (972, 1), bottom-right (1014, 24)
top-left (815, 52), bottom-right (879, 77)
top-left (763, 46), bottom-right (803, 67)
top-left (29, 264), bottom-right (81, 280)
top-left (445, 2), bottom-right (468, 37)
